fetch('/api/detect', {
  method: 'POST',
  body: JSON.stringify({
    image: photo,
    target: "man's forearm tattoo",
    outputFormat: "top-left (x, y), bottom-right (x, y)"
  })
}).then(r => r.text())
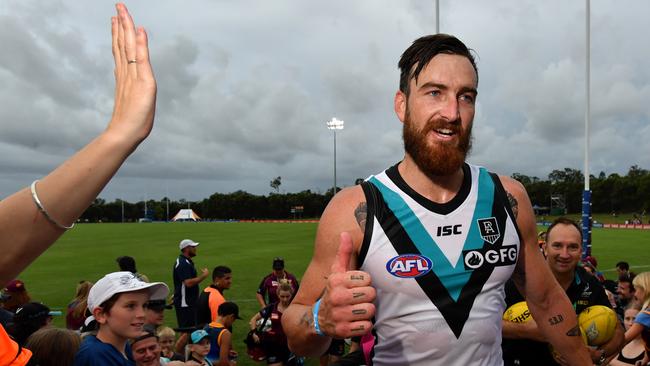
top-left (548, 314), bottom-right (564, 326)
top-left (507, 192), bottom-right (518, 218)
top-left (566, 325), bottom-right (581, 337)
top-left (354, 202), bottom-right (367, 229)
top-left (300, 311), bottom-right (314, 327)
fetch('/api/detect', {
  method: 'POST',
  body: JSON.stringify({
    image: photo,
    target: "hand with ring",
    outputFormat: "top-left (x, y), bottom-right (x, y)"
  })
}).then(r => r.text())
top-left (107, 3), bottom-right (157, 148)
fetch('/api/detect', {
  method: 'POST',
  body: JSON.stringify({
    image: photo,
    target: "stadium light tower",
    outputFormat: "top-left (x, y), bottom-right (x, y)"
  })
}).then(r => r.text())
top-left (326, 118), bottom-right (344, 196)
top-left (435, 0), bottom-right (440, 33)
top-left (583, 0), bottom-right (592, 258)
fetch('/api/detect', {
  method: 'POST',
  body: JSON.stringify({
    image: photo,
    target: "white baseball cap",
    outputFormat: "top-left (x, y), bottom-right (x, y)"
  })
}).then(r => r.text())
top-left (87, 271), bottom-right (169, 312)
top-left (179, 239), bottom-right (199, 250)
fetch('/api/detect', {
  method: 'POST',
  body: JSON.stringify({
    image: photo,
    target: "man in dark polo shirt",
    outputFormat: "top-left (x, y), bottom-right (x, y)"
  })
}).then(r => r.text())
top-left (172, 239), bottom-right (209, 328)
top-left (502, 217), bottom-right (624, 365)
top-left (256, 257), bottom-right (299, 308)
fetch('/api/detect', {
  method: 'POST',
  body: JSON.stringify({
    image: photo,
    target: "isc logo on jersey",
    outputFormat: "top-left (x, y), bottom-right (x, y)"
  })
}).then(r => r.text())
top-left (386, 254), bottom-right (433, 278)
top-left (462, 247), bottom-right (518, 270)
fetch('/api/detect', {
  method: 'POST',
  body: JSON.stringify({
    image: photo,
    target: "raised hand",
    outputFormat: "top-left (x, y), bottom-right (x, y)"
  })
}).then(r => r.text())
top-left (316, 232), bottom-right (376, 338)
top-left (107, 3), bottom-right (156, 147)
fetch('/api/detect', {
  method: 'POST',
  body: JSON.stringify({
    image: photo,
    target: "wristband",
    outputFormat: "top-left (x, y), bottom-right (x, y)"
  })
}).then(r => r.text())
top-left (313, 299), bottom-right (325, 336)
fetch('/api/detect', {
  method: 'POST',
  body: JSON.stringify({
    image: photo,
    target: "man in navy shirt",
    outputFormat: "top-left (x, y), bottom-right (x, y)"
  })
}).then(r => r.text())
top-left (173, 239), bottom-right (209, 328)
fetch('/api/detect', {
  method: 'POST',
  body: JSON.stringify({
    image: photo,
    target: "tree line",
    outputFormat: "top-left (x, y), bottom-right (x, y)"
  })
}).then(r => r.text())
top-left (78, 165), bottom-right (649, 222)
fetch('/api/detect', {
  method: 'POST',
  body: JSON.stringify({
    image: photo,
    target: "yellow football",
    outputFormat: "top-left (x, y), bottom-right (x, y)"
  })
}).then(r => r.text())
top-left (578, 305), bottom-right (618, 346)
top-left (503, 301), bottom-right (532, 323)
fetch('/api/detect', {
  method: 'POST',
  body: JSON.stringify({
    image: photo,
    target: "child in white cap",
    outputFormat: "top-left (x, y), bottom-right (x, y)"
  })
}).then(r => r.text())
top-left (73, 271), bottom-right (168, 366)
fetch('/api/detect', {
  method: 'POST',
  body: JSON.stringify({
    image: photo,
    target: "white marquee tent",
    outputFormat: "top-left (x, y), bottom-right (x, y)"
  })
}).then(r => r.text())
top-left (171, 209), bottom-right (201, 221)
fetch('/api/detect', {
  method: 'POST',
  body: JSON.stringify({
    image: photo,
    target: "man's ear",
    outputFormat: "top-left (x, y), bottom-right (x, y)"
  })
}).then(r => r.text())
top-left (394, 90), bottom-right (407, 123)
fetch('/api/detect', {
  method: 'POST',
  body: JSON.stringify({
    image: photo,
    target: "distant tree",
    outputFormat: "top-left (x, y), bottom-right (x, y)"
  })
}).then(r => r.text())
top-left (511, 173), bottom-right (532, 186)
top-left (270, 176), bottom-right (282, 193)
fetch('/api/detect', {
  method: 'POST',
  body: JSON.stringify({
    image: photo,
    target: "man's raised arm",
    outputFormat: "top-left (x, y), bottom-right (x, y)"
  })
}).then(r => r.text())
top-left (0, 3), bottom-right (156, 285)
top-left (282, 187), bottom-right (375, 357)
top-left (503, 176), bottom-right (591, 365)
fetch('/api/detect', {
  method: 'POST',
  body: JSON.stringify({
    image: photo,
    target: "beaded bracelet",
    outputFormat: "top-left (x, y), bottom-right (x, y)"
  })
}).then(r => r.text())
top-left (30, 180), bottom-right (75, 230)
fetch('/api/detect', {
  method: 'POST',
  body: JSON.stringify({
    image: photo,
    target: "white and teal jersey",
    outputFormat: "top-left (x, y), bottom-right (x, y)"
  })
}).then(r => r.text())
top-left (358, 163), bottom-right (521, 366)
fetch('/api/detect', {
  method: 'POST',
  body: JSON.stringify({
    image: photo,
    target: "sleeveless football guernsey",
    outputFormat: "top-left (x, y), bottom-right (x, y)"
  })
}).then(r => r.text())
top-left (358, 163), bottom-right (521, 366)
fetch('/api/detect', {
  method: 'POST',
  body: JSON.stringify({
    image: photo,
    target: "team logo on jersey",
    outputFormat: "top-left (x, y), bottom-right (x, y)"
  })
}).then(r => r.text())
top-left (462, 247), bottom-right (517, 270)
top-left (386, 254), bottom-right (433, 278)
top-left (477, 217), bottom-right (500, 244)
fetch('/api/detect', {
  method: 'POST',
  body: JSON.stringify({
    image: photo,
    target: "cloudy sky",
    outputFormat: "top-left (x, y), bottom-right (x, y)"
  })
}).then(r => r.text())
top-left (1, 0), bottom-right (648, 202)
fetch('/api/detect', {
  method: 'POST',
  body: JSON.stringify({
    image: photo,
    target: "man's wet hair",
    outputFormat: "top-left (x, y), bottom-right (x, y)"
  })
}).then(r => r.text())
top-left (398, 34), bottom-right (478, 96)
top-left (212, 265), bottom-right (231, 281)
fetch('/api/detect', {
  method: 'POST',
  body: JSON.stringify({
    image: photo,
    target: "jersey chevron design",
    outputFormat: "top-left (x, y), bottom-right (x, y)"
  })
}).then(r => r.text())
top-left (358, 163), bottom-right (521, 365)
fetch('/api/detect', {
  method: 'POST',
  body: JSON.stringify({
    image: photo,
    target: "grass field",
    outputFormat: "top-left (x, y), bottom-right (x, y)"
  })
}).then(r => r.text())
top-left (17, 221), bottom-right (650, 365)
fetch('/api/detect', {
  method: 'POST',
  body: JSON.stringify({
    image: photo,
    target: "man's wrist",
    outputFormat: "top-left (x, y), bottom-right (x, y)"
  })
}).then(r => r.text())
top-left (313, 299), bottom-right (326, 337)
top-left (596, 348), bottom-right (606, 366)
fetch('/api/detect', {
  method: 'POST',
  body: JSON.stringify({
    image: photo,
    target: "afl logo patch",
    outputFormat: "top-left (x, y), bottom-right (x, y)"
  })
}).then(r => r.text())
top-left (386, 254), bottom-right (432, 278)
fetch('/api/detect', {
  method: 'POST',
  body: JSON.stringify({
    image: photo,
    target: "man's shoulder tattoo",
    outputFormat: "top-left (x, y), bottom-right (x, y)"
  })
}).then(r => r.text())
top-left (354, 202), bottom-right (367, 229)
top-left (507, 191), bottom-right (519, 219)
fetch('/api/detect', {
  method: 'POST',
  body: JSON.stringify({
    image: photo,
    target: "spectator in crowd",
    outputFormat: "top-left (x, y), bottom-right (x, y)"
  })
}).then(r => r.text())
top-left (8, 302), bottom-right (53, 346)
top-left (2, 279), bottom-right (32, 313)
top-left (0, 3), bottom-right (156, 364)
top-left (25, 327), bottom-right (81, 366)
top-left (249, 279), bottom-right (294, 366)
top-left (173, 239), bottom-right (209, 328)
top-left (617, 261), bottom-right (635, 279)
top-left (204, 302), bottom-right (240, 365)
top-left (144, 299), bottom-right (172, 332)
top-left (610, 302), bottom-right (645, 365)
top-left (197, 266), bottom-right (232, 326)
top-left (256, 258), bottom-right (299, 308)
top-left (66, 280), bottom-right (93, 331)
top-left (157, 326), bottom-right (185, 362)
top-left (131, 329), bottom-right (199, 366)
top-left (502, 217), bottom-right (624, 365)
top-left (537, 230), bottom-right (546, 250)
top-left (583, 255), bottom-right (606, 282)
top-left (617, 274), bottom-right (637, 321)
top-left (74, 271), bottom-right (169, 366)
top-left (623, 272), bottom-right (650, 365)
top-left (117, 256), bottom-right (149, 282)
top-left (188, 329), bottom-right (214, 366)
top-left (0, 293), bottom-right (14, 327)
top-left (131, 330), bottom-right (163, 366)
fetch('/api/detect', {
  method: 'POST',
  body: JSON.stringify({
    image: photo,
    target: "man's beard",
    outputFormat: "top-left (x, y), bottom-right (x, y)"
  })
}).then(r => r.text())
top-left (402, 107), bottom-right (472, 177)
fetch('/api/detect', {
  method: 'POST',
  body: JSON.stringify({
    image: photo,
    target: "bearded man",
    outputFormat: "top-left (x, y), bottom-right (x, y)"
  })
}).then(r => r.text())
top-left (282, 34), bottom-right (591, 365)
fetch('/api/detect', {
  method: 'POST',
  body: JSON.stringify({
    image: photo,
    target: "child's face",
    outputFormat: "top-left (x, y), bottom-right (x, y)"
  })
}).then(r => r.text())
top-left (159, 335), bottom-right (175, 353)
top-left (96, 290), bottom-right (149, 340)
top-left (624, 308), bottom-right (640, 331)
top-left (192, 338), bottom-right (211, 357)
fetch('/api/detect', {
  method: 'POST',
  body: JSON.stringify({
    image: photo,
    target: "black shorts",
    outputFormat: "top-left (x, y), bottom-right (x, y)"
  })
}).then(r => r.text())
top-left (326, 338), bottom-right (345, 357)
top-left (175, 306), bottom-right (196, 328)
